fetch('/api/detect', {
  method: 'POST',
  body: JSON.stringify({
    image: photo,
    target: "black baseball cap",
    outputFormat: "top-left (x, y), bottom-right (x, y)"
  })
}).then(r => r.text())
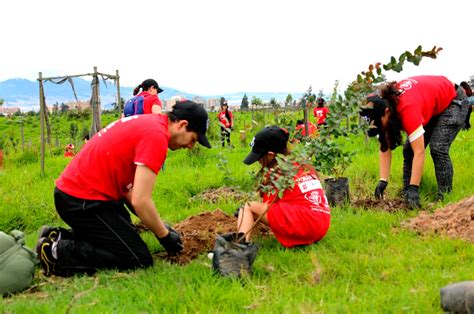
top-left (243, 126), bottom-right (289, 165)
top-left (172, 100), bottom-right (211, 148)
top-left (359, 95), bottom-right (387, 137)
top-left (142, 79), bottom-right (163, 93)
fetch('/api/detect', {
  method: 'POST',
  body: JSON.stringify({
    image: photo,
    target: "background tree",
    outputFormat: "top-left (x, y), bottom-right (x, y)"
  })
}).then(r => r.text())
top-left (241, 94), bottom-right (249, 111)
top-left (0, 98), bottom-right (4, 106)
top-left (251, 96), bottom-right (263, 109)
top-left (285, 94), bottom-right (293, 107)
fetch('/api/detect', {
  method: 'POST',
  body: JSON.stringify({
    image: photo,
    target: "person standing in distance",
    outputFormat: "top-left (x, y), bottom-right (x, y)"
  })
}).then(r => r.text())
top-left (36, 100), bottom-right (211, 276)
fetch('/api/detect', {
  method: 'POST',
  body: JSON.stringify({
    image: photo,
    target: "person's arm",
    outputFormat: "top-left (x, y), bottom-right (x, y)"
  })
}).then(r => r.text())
top-left (151, 104), bottom-right (162, 114)
top-left (131, 164), bottom-right (168, 238)
top-left (409, 136), bottom-right (425, 186)
top-left (379, 149), bottom-right (392, 181)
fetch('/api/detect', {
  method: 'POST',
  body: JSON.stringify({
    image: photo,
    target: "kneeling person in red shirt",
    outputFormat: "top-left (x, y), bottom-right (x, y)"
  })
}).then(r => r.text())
top-left (237, 126), bottom-right (331, 248)
top-left (36, 100), bottom-right (211, 276)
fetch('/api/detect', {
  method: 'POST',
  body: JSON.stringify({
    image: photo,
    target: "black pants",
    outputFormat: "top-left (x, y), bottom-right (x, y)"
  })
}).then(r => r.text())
top-left (402, 96), bottom-right (467, 194)
top-left (220, 126), bottom-right (231, 147)
top-left (53, 187), bottom-right (153, 275)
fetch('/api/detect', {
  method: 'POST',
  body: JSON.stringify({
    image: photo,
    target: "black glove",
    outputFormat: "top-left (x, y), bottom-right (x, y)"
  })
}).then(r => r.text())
top-left (404, 185), bottom-right (421, 209)
top-left (374, 180), bottom-right (388, 199)
top-left (157, 225), bottom-right (183, 255)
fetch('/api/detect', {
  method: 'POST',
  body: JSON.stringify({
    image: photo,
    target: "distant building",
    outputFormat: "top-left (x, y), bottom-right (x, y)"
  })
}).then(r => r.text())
top-left (0, 107), bottom-right (21, 116)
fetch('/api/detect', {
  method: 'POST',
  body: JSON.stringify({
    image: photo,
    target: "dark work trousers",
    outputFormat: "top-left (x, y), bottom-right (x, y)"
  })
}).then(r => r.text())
top-left (464, 105), bottom-right (472, 129)
top-left (220, 126), bottom-right (231, 147)
top-left (53, 187), bottom-right (153, 275)
top-left (402, 97), bottom-right (468, 194)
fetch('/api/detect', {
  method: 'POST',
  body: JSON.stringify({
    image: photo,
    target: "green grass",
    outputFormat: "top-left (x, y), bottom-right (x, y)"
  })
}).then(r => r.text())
top-left (1, 112), bottom-right (473, 313)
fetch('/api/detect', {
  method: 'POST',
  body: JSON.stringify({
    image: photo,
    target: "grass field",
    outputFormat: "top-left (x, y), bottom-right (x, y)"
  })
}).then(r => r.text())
top-left (0, 111), bottom-right (473, 313)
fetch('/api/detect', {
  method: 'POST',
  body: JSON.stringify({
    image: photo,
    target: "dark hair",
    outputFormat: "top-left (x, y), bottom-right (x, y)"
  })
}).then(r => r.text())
top-left (133, 79), bottom-right (159, 96)
top-left (221, 102), bottom-right (232, 124)
top-left (317, 97), bottom-right (326, 108)
top-left (460, 81), bottom-right (473, 97)
top-left (296, 119), bottom-right (304, 125)
top-left (378, 81), bottom-right (403, 152)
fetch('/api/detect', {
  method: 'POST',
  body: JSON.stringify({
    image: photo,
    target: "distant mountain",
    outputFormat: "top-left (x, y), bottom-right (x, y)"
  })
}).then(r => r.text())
top-left (0, 78), bottom-right (303, 111)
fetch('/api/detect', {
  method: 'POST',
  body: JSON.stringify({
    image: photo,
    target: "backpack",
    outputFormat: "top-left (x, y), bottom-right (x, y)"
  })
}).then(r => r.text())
top-left (0, 230), bottom-right (37, 295)
top-left (123, 95), bottom-right (145, 117)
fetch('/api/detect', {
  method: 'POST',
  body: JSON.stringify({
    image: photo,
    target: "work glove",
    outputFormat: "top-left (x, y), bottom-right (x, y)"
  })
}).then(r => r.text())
top-left (404, 185), bottom-right (421, 209)
top-left (374, 180), bottom-right (388, 199)
top-left (157, 225), bottom-right (183, 255)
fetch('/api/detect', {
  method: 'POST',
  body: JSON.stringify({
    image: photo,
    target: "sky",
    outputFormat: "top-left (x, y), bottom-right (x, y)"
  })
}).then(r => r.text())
top-left (1, 0), bottom-right (473, 96)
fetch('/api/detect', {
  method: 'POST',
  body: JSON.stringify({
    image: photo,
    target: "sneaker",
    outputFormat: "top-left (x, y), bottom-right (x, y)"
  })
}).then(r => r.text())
top-left (36, 237), bottom-right (58, 276)
top-left (38, 225), bottom-right (61, 241)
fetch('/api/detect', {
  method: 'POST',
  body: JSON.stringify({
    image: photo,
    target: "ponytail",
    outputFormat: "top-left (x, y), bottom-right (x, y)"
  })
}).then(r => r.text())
top-left (133, 84), bottom-right (142, 96)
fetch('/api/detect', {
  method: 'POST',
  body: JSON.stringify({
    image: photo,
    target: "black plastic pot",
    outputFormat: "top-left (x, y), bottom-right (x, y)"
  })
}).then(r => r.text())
top-left (324, 177), bottom-right (350, 206)
top-left (212, 232), bottom-right (258, 277)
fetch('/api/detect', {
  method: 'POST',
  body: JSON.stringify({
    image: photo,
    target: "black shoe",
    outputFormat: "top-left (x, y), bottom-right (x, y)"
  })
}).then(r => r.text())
top-left (38, 225), bottom-right (61, 241)
top-left (36, 237), bottom-right (58, 276)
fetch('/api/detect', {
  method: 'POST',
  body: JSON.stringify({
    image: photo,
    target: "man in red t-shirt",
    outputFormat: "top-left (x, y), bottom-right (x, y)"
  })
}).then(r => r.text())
top-left (360, 75), bottom-right (468, 208)
top-left (313, 97), bottom-right (329, 126)
top-left (36, 100), bottom-right (211, 276)
top-left (237, 126), bottom-right (330, 248)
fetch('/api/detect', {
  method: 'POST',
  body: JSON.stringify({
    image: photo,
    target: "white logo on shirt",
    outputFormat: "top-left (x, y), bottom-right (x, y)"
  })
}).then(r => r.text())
top-left (298, 179), bottom-right (322, 193)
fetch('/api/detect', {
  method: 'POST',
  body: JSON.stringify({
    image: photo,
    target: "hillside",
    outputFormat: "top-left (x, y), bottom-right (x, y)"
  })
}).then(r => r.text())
top-left (0, 78), bottom-right (304, 111)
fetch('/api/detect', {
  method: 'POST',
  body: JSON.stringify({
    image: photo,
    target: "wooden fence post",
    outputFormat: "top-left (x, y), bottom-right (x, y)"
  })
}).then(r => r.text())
top-left (38, 72), bottom-right (45, 176)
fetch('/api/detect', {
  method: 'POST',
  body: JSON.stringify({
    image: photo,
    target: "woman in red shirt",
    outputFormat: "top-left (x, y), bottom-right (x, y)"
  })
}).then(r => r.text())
top-left (131, 78), bottom-right (163, 114)
top-left (237, 126), bottom-right (330, 248)
top-left (361, 75), bottom-right (468, 207)
top-left (217, 101), bottom-right (234, 147)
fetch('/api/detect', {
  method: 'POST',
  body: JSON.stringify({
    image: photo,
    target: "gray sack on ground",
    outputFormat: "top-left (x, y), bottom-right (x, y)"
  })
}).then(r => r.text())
top-left (440, 281), bottom-right (474, 314)
top-left (0, 230), bottom-right (38, 295)
top-left (212, 232), bottom-right (258, 277)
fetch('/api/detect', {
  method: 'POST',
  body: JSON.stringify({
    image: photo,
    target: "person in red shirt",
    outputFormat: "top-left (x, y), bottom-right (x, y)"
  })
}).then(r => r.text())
top-left (128, 78), bottom-right (163, 115)
top-left (360, 75), bottom-right (468, 208)
top-left (237, 126), bottom-right (330, 248)
top-left (63, 144), bottom-right (75, 158)
top-left (313, 97), bottom-right (329, 127)
top-left (217, 100), bottom-right (234, 147)
top-left (295, 119), bottom-right (317, 138)
top-left (35, 100), bottom-right (211, 276)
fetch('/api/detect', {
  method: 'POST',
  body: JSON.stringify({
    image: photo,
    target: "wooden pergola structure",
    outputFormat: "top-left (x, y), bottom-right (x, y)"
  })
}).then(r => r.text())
top-left (38, 67), bottom-right (121, 175)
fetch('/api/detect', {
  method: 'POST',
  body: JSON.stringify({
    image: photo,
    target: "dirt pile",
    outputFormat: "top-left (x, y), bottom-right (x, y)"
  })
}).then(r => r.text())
top-left (401, 196), bottom-right (474, 243)
top-left (154, 209), bottom-right (271, 265)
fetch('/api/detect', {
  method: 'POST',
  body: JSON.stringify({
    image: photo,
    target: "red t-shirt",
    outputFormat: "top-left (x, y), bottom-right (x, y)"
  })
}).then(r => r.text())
top-left (263, 165), bottom-right (331, 247)
top-left (137, 91), bottom-right (162, 114)
top-left (295, 122), bottom-right (317, 136)
top-left (56, 114), bottom-right (170, 201)
top-left (217, 111), bottom-right (233, 128)
top-left (396, 76), bottom-right (456, 142)
top-left (313, 107), bottom-right (329, 125)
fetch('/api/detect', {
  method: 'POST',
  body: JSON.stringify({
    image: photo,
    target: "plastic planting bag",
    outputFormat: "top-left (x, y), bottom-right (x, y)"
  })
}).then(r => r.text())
top-left (0, 230), bottom-right (37, 295)
top-left (212, 232), bottom-right (258, 277)
top-left (440, 281), bottom-right (474, 314)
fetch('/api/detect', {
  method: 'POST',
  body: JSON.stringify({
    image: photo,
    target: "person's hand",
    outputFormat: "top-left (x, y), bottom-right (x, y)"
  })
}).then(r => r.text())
top-left (404, 185), bottom-right (421, 209)
top-left (157, 225), bottom-right (183, 255)
top-left (374, 180), bottom-right (388, 199)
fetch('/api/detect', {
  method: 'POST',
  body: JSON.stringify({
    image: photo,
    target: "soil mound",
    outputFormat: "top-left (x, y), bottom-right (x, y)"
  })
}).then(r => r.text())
top-left (154, 209), bottom-right (271, 265)
top-left (352, 198), bottom-right (408, 212)
top-left (401, 196), bottom-right (474, 243)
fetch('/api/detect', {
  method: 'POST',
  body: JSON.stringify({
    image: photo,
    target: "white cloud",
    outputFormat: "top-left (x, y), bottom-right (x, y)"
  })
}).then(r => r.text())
top-left (1, 0), bottom-right (473, 95)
